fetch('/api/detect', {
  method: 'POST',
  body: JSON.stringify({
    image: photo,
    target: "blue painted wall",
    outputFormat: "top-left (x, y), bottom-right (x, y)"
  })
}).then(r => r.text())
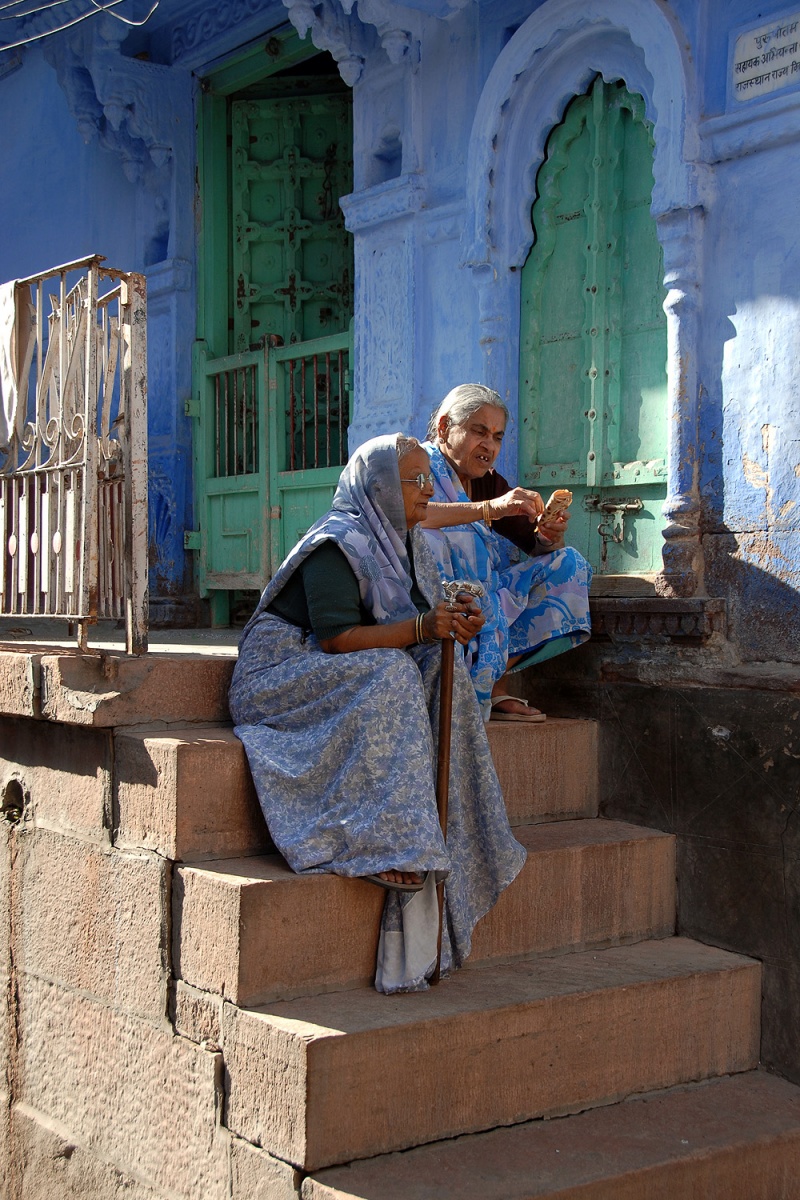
top-left (0, 37), bottom-right (197, 617)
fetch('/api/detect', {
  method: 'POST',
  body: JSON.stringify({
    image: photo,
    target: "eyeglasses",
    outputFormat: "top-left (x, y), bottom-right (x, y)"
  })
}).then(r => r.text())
top-left (400, 472), bottom-right (435, 489)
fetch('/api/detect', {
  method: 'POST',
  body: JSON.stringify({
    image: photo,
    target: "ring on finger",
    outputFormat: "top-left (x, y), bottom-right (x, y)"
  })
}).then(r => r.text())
top-left (445, 603), bottom-right (456, 612)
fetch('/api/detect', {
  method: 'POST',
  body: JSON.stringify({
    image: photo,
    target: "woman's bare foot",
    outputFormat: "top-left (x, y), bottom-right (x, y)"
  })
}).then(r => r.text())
top-left (490, 679), bottom-right (546, 721)
top-left (376, 869), bottom-right (423, 886)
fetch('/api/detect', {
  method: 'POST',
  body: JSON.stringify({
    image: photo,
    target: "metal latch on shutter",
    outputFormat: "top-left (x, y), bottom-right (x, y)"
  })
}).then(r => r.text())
top-left (583, 495), bottom-right (643, 566)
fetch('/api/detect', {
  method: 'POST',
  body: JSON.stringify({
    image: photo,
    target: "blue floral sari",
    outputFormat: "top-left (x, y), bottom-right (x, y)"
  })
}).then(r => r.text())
top-left (421, 443), bottom-right (592, 717)
top-left (229, 435), bottom-right (525, 993)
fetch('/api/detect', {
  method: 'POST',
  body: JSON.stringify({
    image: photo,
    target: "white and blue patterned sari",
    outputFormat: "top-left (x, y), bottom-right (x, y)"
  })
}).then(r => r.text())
top-left (229, 435), bottom-right (526, 993)
top-left (421, 443), bottom-right (592, 717)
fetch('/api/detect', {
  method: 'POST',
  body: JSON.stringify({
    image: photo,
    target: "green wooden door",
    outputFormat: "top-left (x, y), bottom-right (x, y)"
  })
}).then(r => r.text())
top-left (191, 49), bottom-right (354, 613)
top-left (519, 78), bottom-right (667, 585)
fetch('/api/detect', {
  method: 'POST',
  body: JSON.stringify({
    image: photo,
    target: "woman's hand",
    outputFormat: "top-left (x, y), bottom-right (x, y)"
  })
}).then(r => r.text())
top-left (488, 487), bottom-right (544, 522)
top-left (423, 596), bottom-right (485, 646)
top-left (536, 510), bottom-right (569, 548)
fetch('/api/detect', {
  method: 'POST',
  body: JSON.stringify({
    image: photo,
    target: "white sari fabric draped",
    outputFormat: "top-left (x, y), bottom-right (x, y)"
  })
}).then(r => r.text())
top-left (229, 435), bottom-right (526, 993)
top-left (421, 443), bottom-right (592, 717)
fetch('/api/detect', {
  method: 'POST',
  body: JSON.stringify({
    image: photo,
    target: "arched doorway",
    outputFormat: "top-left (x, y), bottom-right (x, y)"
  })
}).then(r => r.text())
top-left (519, 76), bottom-right (667, 591)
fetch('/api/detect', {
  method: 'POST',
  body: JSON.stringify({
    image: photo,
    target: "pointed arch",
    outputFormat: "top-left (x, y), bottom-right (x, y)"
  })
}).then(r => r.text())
top-left (464, 0), bottom-right (703, 270)
top-left (462, 0), bottom-right (706, 595)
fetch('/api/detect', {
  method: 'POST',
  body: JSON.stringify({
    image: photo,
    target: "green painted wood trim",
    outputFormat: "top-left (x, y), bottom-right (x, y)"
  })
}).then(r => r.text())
top-left (204, 27), bottom-right (314, 96)
top-left (270, 329), bottom-right (352, 360)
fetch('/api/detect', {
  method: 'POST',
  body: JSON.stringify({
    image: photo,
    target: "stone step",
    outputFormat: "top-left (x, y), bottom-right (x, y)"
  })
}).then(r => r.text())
top-left (222, 937), bottom-right (760, 1171)
top-left (302, 1071), bottom-right (800, 1200)
top-left (490, 718), bottom-right (598, 826)
top-left (114, 725), bottom-right (274, 862)
top-left (174, 819), bottom-right (674, 1006)
top-left (116, 718), bottom-right (598, 862)
top-left (0, 649), bottom-right (236, 726)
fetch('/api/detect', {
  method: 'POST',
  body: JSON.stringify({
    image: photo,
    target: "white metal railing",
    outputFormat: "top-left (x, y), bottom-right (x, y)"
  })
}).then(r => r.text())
top-left (0, 255), bottom-right (148, 653)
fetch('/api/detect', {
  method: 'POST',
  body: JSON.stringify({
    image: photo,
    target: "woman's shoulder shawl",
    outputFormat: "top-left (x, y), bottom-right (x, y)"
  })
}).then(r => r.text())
top-left (241, 508), bottom-right (418, 644)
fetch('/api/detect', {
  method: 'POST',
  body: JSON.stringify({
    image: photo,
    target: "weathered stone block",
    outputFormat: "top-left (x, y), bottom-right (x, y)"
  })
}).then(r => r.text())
top-left (171, 981), bottom-right (224, 1049)
top-left (230, 1135), bottom-right (301, 1200)
top-left (18, 976), bottom-right (228, 1200)
top-left (488, 718), bottom-right (598, 825)
top-left (39, 653), bottom-right (235, 727)
top-left (594, 679), bottom-right (800, 1083)
top-left (1, 716), bottom-right (111, 841)
top-left (174, 858), bottom-right (383, 1004)
top-left (223, 938), bottom-right (761, 1170)
top-left (115, 727), bottom-right (271, 861)
top-left (14, 1103), bottom-right (161, 1199)
top-left (0, 827), bottom-right (12, 1098)
top-left (470, 819), bottom-right (675, 961)
top-left (18, 828), bottom-right (169, 1020)
top-left (0, 652), bottom-right (39, 718)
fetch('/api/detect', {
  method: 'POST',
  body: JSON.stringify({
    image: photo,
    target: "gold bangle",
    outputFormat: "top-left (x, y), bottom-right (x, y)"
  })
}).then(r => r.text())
top-left (482, 500), bottom-right (492, 527)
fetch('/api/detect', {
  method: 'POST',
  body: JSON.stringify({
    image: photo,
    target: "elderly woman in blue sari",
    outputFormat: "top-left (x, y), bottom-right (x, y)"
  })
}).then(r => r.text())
top-left (229, 433), bottom-right (526, 994)
top-left (421, 384), bottom-right (592, 722)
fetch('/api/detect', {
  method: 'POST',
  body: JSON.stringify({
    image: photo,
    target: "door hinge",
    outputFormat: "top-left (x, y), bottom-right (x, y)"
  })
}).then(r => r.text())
top-left (184, 530), bottom-right (201, 551)
top-left (269, 506), bottom-right (282, 520)
top-left (184, 396), bottom-right (200, 418)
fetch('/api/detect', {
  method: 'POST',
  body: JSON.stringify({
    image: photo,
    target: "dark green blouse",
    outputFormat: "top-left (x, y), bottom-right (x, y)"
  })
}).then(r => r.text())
top-left (267, 538), bottom-right (427, 641)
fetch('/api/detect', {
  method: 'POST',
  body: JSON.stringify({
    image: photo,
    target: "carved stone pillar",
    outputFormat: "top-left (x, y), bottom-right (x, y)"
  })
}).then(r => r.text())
top-left (340, 175), bottom-right (424, 448)
top-left (656, 205), bottom-right (705, 598)
top-left (470, 264), bottom-right (524, 471)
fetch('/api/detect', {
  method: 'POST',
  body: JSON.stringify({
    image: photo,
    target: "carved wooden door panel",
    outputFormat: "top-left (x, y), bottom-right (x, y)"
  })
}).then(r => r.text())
top-left (230, 93), bottom-right (353, 564)
top-left (519, 77), bottom-right (668, 585)
top-left (231, 93), bottom-right (353, 352)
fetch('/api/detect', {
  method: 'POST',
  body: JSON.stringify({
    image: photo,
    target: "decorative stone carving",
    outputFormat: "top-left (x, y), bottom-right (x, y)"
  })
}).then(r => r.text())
top-left (44, 23), bottom-right (191, 184)
top-left (282, 0), bottom-right (368, 85)
top-left (171, 0), bottom-right (275, 61)
top-left (656, 205), bottom-right (705, 598)
top-left (282, 0), bottom-right (419, 80)
top-left (340, 172), bottom-right (424, 231)
top-left (590, 597), bottom-right (726, 643)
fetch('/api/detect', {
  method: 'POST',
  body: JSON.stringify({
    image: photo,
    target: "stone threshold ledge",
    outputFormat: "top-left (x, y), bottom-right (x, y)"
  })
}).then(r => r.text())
top-left (590, 597), bottom-right (726, 644)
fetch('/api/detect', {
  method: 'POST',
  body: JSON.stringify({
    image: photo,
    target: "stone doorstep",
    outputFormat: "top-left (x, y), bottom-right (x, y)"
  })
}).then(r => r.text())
top-left (222, 937), bottom-right (761, 1171)
top-left (114, 719), bottom-right (599, 863)
top-left (301, 1071), bottom-right (800, 1200)
top-left (174, 819), bottom-right (676, 1006)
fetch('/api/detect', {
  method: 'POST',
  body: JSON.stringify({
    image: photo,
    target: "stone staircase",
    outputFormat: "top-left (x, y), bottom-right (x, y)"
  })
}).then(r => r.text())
top-left (135, 704), bottom-right (798, 1195)
top-left (3, 646), bottom-right (800, 1197)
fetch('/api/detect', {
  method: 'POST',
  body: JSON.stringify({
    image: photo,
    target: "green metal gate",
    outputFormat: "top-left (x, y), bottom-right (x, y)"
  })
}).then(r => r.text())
top-left (519, 77), bottom-right (668, 587)
top-left (190, 327), bottom-right (352, 595)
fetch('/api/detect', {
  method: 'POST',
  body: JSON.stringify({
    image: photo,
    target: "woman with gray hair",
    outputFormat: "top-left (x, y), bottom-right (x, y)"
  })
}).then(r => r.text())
top-left (421, 384), bottom-right (591, 721)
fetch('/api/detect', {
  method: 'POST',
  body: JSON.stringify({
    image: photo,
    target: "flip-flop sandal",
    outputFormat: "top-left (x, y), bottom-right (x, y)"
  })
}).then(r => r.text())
top-left (490, 694), bottom-right (546, 723)
top-left (363, 873), bottom-right (425, 893)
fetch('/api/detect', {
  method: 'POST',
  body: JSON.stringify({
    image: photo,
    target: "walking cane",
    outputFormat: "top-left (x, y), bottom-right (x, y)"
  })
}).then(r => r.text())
top-left (430, 580), bottom-right (483, 986)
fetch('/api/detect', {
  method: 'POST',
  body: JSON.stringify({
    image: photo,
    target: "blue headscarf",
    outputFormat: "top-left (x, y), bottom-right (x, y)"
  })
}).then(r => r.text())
top-left (241, 434), bottom-right (429, 641)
